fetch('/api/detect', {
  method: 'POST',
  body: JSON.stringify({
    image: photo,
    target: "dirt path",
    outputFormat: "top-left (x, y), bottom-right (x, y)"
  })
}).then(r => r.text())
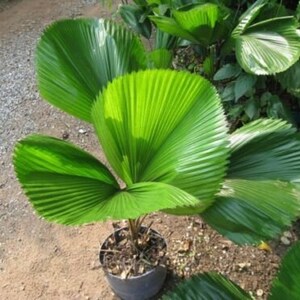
top-left (0, 1), bottom-right (120, 299)
top-left (0, 1), bottom-right (298, 300)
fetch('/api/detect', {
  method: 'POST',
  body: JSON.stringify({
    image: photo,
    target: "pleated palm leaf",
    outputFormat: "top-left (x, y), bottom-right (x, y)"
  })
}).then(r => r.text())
top-left (13, 18), bottom-right (300, 246)
top-left (162, 240), bottom-right (300, 299)
top-left (150, 2), bottom-right (230, 47)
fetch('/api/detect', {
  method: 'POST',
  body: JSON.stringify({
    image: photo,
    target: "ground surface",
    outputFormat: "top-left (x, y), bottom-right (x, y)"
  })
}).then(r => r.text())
top-left (0, 1), bottom-right (299, 299)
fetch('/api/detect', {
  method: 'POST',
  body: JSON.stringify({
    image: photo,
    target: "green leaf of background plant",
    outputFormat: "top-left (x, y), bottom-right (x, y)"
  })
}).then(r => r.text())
top-left (213, 63), bottom-right (241, 81)
top-left (148, 48), bottom-right (173, 69)
top-left (269, 241), bottom-right (300, 299)
top-left (233, 16), bottom-right (300, 75)
top-left (13, 135), bottom-right (200, 224)
top-left (244, 98), bottom-right (259, 120)
top-left (150, 15), bottom-right (199, 43)
top-left (119, 4), bottom-right (152, 39)
top-left (162, 272), bottom-right (251, 300)
top-left (202, 179), bottom-right (300, 244)
top-left (232, 0), bottom-right (267, 38)
top-left (36, 18), bottom-right (147, 122)
top-left (172, 3), bottom-right (220, 46)
top-left (92, 70), bottom-right (229, 212)
top-left (276, 60), bottom-right (300, 98)
top-left (234, 73), bottom-right (256, 101)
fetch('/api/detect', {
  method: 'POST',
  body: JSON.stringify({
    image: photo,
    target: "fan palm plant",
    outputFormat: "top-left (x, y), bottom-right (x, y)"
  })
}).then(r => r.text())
top-left (13, 17), bottom-right (300, 285)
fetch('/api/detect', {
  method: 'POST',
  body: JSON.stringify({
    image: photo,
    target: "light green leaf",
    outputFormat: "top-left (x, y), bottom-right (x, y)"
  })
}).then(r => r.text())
top-left (92, 70), bottom-right (229, 212)
top-left (13, 135), bottom-right (200, 224)
top-left (148, 48), bottom-right (173, 69)
top-left (233, 16), bottom-right (300, 75)
top-left (162, 272), bottom-right (251, 300)
top-left (36, 18), bottom-right (147, 122)
top-left (172, 3), bottom-right (220, 46)
top-left (150, 15), bottom-right (199, 43)
top-left (269, 241), bottom-right (300, 300)
top-left (202, 179), bottom-right (300, 245)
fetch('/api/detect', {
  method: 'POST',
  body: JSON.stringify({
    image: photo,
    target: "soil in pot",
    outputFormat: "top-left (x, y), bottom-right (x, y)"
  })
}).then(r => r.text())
top-left (99, 225), bottom-right (167, 300)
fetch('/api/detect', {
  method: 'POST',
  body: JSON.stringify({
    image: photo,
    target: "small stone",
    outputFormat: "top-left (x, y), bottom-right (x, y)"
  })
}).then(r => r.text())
top-left (283, 231), bottom-right (292, 239)
top-left (238, 262), bottom-right (251, 270)
top-left (62, 131), bottom-right (69, 140)
top-left (280, 236), bottom-right (291, 245)
top-left (256, 289), bottom-right (264, 297)
top-left (78, 128), bottom-right (87, 134)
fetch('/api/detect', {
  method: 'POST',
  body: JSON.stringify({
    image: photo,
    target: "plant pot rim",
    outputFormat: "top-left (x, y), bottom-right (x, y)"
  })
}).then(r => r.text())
top-left (99, 225), bottom-right (167, 279)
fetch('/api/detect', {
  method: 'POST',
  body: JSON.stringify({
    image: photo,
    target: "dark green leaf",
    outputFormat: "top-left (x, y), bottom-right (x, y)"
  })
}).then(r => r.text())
top-left (234, 73), bottom-right (256, 101)
top-left (227, 119), bottom-right (300, 182)
top-left (220, 82), bottom-right (235, 102)
top-left (162, 272), bottom-right (251, 300)
top-left (119, 4), bottom-right (152, 39)
top-left (202, 119), bottom-right (300, 244)
top-left (213, 64), bottom-right (241, 81)
top-left (36, 18), bottom-right (147, 122)
top-left (202, 179), bottom-right (300, 245)
top-left (269, 241), bottom-right (300, 299)
top-left (276, 60), bottom-right (300, 97)
top-left (244, 98), bottom-right (259, 119)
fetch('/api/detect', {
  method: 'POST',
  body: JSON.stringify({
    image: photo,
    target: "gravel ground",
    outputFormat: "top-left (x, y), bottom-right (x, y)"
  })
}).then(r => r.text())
top-left (0, 0), bottom-right (99, 241)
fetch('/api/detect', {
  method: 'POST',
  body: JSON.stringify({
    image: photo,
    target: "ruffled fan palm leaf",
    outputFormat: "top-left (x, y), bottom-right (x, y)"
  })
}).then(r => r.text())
top-left (232, 0), bottom-right (300, 75)
top-left (14, 69), bottom-right (229, 225)
top-left (36, 18), bottom-right (148, 122)
top-left (202, 119), bottom-right (300, 244)
top-left (150, 3), bottom-right (229, 47)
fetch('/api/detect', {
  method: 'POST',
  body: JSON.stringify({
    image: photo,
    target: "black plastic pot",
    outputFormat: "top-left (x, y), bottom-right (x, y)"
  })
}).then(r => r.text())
top-left (99, 226), bottom-right (167, 300)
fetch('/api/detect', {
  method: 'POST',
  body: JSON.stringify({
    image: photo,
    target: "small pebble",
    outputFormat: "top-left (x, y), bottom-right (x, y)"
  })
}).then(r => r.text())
top-left (78, 128), bottom-right (87, 134)
top-left (256, 289), bottom-right (264, 297)
top-left (280, 236), bottom-right (291, 245)
top-left (283, 231), bottom-right (292, 239)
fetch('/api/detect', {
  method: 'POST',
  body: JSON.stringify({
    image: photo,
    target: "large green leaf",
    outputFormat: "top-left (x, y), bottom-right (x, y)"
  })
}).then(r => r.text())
top-left (172, 3), bottom-right (220, 46)
top-left (228, 119), bottom-right (300, 181)
top-left (233, 16), bottom-right (300, 75)
top-left (150, 3), bottom-right (228, 46)
top-left (13, 135), bottom-right (200, 224)
top-left (36, 18), bottom-right (147, 122)
top-left (276, 60), bottom-right (300, 98)
top-left (202, 119), bottom-right (300, 244)
top-left (150, 15), bottom-right (199, 43)
top-left (269, 241), bottom-right (300, 299)
top-left (162, 272), bottom-right (251, 300)
top-left (202, 179), bottom-right (300, 244)
top-left (92, 70), bottom-right (229, 213)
